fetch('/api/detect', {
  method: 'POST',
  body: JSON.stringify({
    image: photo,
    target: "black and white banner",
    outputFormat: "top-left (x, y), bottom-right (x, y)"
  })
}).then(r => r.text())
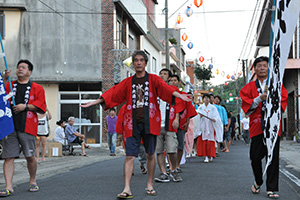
top-left (264, 0), bottom-right (300, 175)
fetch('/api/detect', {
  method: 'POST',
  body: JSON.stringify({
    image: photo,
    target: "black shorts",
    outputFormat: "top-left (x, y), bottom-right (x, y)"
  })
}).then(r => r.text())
top-left (71, 137), bottom-right (83, 145)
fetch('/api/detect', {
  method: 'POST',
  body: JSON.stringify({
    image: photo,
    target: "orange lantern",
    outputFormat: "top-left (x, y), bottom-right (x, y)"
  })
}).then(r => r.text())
top-left (224, 82), bottom-right (228, 86)
top-left (199, 56), bottom-right (204, 62)
top-left (210, 88), bottom-right (214, 92)
top-left (182, 33), bottom-right (188, 41)
top-left (194, 0), bottom-right (203, 8)
top-left (216, 69), bottom-right (219, 75)
top-left (226, 75), bottom-right (230, 79)
top-left (176, 14), bottom-right (183, 24)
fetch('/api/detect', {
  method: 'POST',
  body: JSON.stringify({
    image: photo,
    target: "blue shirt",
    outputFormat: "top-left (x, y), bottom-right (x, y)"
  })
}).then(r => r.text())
top-left (65, 124), bottom-right (77, 143)
top-left (214, 104), bottom-right (228, 126)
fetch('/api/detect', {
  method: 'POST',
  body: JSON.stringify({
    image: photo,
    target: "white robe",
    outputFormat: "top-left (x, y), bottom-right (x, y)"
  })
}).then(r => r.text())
top-left (196, 103), bottom-right (223, 142)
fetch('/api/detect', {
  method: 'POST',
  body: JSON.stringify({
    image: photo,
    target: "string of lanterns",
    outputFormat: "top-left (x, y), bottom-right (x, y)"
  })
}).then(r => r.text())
top-left (174, 0), bottom-right (242, 88)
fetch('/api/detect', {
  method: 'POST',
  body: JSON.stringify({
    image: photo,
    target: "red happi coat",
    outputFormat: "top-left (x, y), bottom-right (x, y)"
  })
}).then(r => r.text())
top-left (240, 81), bottom-right (288, 138)
top-left (115, 105), bottom-right (125, 135)
top-left (102, 74), bottom-right (176, 138)
top-left (6, 81), bottom-right (47, 136)
top-left (165, 86), bottom-right (186, 132)
top-left (179, 91), bottom-right (197, 130)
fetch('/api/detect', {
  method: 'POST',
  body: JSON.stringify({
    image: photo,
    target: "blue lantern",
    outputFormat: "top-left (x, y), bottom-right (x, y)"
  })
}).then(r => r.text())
top-left (186, 6), bottom-right (193, 17)
top-left (187, 42), bottom-right (193, 49)
top-left (208, 64), bottom-right (213, 70)
top-left (231, 75), bottom-right (235, 80)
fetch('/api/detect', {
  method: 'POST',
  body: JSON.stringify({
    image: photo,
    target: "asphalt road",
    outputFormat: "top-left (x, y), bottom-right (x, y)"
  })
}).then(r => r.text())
top-left (7, 140), bottom-right (300, 200)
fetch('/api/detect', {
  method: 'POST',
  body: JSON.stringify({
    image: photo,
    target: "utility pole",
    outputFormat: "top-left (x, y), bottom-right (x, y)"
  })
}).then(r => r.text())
top-left (165, 0), bottom-right (170, 70)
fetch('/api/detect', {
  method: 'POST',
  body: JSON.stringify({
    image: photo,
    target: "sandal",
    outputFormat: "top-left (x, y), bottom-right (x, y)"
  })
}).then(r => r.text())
top-left (267, 192), bottom-right (279, 199)
top-left (176, 168), bottom-right (182, 173)
top-left (29, 184), bottom-right (39, 192)
top-left (140, 165), bottom-right (147, 174)
top-left (116, 192), bottom-right (133, 199)
top-left (251, 182), bottom-right (261, 194)
top-left (0, 189), bottom-right (14, 197)
top-left (146, 189), bottom-right (157, 196)
top-left (82, 154), bottom-right (89, 157)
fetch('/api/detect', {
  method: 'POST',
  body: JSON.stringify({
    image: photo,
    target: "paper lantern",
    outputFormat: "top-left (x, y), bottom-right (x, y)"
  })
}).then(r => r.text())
top-left (235, 97), bottom-right (239, 100)
top-left (229, 93), bottom-right (232, 96)
top-left (210, 88), bottom-right (214, 92)
top-left (194, 0), bottom-right (203, 8)
top-left (221, 71), bottom-right (225, 77)
top-left (181, 33), bottom-right (188, 41)
top-left (199, 56), bottom-right (204, 62)
top-left (194, 90), bottom-right (197, 94)
top-left (226, 75), bottom-right (230, 79)
top-left (216, 69), bottom-right (219, 75)
top-left (174, 23), bottom-right (180, 30)
top-left (224, 82), bottom-right (228, 86)
top-left (186, 6), bottom-right (193, 17)
top-left (187, 42), bottom-right (193, 49)
top-left (231, 75), bottom-right (235, 80)
top-left (176, 14), bottom-right (183, 24)
top-left (208, 64), bottom-right (213, 69)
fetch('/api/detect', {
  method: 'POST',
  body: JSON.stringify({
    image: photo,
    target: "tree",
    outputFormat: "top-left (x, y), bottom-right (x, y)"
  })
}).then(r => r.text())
top-left (194, 64), bottom-right (214, 90)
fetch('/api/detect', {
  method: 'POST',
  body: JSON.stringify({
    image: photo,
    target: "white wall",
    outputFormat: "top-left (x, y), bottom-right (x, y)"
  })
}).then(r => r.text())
top-left (141, 36), bottom-right (161, 74)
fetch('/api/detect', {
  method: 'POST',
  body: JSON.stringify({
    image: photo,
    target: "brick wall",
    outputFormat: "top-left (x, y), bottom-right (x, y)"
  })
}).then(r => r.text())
top-left (102, 0), bottom-right (115, 92)
top-left (101, 0), bottom-right (114, 144)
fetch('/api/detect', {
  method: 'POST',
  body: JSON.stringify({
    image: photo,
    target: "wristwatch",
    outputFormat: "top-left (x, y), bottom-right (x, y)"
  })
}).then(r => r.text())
top-left (25, 104), bottom-right (29, 111)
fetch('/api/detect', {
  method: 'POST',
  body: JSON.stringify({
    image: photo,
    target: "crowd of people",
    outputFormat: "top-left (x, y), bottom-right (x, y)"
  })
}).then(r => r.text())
top-left (0, 53), bottom-right (287, 200)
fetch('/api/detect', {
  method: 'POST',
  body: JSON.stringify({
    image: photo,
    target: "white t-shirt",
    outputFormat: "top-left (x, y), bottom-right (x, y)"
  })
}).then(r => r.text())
top-left (241, 117), bottom-right (250, 130)
top-left (159, 99), bottom-right (167, 127)
top-left (55, 126), bottom-right (67, 145)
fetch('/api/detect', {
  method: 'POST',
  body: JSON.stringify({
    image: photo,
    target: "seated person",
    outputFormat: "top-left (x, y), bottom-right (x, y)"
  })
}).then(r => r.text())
top-left (65, 116), bottom-right (89, 156)
top-left (55, 120), bottom-right (68, 151)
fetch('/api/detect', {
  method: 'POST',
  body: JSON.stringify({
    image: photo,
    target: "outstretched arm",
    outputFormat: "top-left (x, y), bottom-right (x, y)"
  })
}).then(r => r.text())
top-left (80, 98), bottom-right (104, 108)
top-left (172, 91), bottom-right (192, 102)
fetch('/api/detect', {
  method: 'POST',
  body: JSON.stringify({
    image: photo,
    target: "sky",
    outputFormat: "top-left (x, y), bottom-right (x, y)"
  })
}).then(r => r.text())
top-left (156, 0), bottom-right (258, 85)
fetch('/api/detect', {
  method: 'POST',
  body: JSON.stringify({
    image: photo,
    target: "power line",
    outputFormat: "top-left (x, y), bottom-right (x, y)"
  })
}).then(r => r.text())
top-left (16, 9), bottom-right (267, 15)
top-left (238, 0), bottom-right (262, 61)
top-left (53, 0), bottom-right (103, 35)
top-left (37, 0), bottom-right (102, 40)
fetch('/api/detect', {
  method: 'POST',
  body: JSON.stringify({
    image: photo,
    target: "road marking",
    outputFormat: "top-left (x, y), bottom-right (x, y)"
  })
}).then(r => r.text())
top-left (280, 168), bottom-right (300, 187)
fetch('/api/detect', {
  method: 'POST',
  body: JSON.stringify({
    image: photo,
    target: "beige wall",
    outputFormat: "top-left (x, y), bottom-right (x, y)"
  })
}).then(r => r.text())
top-left (2, 10), bottom-right (21, 72)
top-left (40, 84), bottom-right (59, 140)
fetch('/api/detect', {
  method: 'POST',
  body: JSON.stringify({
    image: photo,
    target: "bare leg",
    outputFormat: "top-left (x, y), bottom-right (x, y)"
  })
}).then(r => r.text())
top-left (35, 139), bottom-right (40, 161)
top-left (81, 142), bottom-right (86, 155)
top-left (25, 156), bottom-right (37, 185)
top-left (146, 154), bottom-right (156, 190)
top-left (168, 153), bottom-right (177, 171)
top-left (156, 153), bottom-right (166, 174)
top-left (41, 136), bottom-right (47, 161)
top-left (119, 156), bottom-right (135, 195)
top-left (0, 158), bottom-right (15, 193)
top-left (176, 149), bottom-right (183, 169)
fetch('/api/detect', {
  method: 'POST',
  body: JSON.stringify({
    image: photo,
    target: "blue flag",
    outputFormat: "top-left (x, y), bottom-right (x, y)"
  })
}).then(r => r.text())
top-left (0, 73), bottom-right (14, 140)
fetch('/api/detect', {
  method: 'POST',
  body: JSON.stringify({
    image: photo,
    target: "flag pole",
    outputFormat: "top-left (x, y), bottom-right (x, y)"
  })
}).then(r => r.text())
top-left (0, 33), bottom-right (15, 106)
top-left (267, 0), bottom-right (277, 87)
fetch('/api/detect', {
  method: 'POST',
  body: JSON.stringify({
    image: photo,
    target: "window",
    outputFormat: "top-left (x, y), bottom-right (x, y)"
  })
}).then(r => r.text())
top-left (0, 12), bottom-right (5, 39)
top-left (116, 19), bottom-right (125, 49)
top-left (144, 50), bottom-right (151, 72)
top-left (152, 57), bottom-right (157, 73)
top-left (59, 91), bottom-right (103, 146)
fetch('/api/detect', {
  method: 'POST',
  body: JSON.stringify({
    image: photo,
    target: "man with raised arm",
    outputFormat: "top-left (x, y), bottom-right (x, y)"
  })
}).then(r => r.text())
top-left (81, 50), bottom-right (191, 198)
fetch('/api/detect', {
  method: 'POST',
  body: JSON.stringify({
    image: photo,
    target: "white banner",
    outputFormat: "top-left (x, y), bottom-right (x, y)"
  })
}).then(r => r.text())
top-left (264, 0), bottom-right (300, 175)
